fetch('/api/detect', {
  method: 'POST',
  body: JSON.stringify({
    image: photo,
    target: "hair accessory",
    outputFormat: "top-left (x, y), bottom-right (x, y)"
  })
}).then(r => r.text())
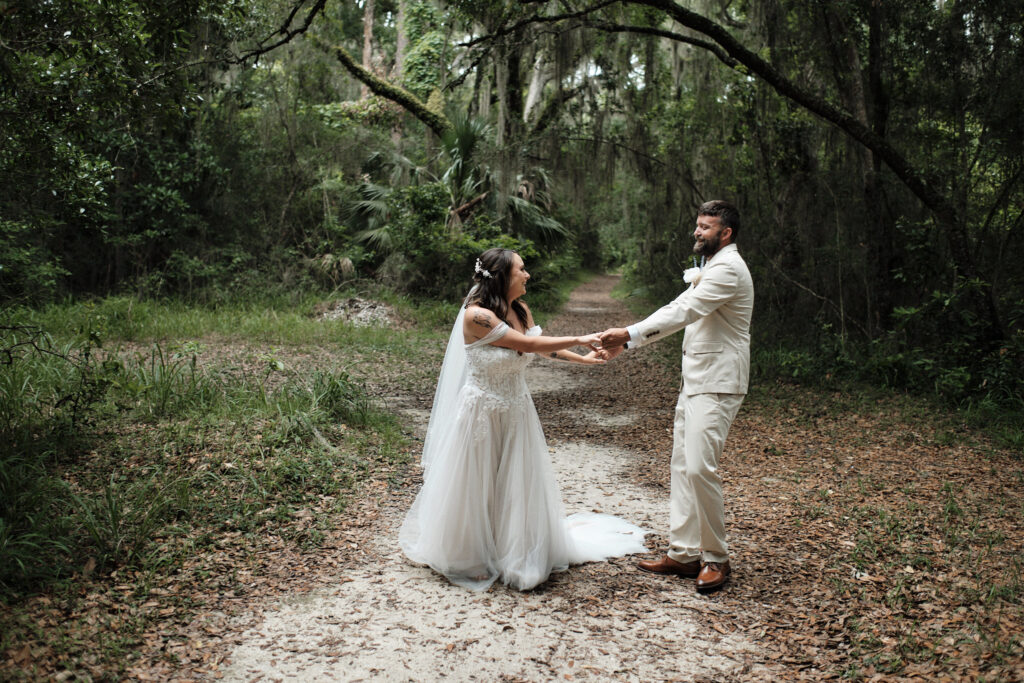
top-left (474, 259), bottom-right (492, 279)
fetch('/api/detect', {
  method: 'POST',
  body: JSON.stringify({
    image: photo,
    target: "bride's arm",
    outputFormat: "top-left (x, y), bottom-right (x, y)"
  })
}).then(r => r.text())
top-left (540, 348), bottom-right (606, 364)
top-left (464, 306), bottom-right (601, 354)
top-left (520, 304), bottom-right (603, 364)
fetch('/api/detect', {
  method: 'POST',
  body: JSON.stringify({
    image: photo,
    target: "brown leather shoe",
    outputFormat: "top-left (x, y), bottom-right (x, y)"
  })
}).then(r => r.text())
top-left (696, 561), bottom-right (731, 593)
top-left (637, 555), bottom-right (702, 577)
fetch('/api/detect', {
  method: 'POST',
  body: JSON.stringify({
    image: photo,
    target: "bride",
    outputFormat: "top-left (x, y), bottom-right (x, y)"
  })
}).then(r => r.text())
top-left (400, 248), bottom-right (648, 591)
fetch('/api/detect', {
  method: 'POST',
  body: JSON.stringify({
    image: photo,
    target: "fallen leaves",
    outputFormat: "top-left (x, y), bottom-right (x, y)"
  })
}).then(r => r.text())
top-left (537, 276), bottom-right (1024, 681)
top-left (3, 275), bottom-right (1022, 681)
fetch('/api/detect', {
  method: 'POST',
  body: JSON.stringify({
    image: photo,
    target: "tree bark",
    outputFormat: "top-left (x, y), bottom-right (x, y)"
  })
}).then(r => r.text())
top-left (361, 0), bottom-right (375, 99)
top-left (864, 2), bottom-right (895, 333)
top-left (390, 0), bottom-right (408, 145)
top-left (392, 0), bottom-right (407, 81)
top-left (523, 48), bottom-right (550, 125)
top-left (821, 2), bottom-right (892, 336)
top-left (504, 35), bottom-right (525, 142)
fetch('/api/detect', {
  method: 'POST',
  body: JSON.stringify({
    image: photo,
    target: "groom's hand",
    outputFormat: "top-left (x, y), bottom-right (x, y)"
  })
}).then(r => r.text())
top-left (599, 327), bottom-right (630, 348)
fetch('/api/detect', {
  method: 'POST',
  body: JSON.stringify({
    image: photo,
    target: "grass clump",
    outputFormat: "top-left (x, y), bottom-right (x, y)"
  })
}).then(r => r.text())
top-left (0, 323), bottom-right (402, 589)
top-left (0, 293), bottom-right (427, 677)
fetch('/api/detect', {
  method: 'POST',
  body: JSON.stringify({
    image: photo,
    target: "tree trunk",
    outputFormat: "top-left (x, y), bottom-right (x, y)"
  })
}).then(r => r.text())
top-left (392, 0), bottom-right (407, 81)
top-left (494, 53), bottom-right (508, 147)
top-left (864, 2), bottom-right (895, 334)
top-left (504, 36), bottom-right (524, 142)
top-left (361, 0), bottom-right (375, 99)
top-left (390, 0), bottom-right (408, 145)
top-left (523, 48), bottom-right (549, 125)
top-left (822, 2), bottom-right (892, 336)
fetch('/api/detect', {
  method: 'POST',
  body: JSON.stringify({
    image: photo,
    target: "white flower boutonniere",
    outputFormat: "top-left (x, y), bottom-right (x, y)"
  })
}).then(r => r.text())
top-left (683, 266), bottom-right (703, 286)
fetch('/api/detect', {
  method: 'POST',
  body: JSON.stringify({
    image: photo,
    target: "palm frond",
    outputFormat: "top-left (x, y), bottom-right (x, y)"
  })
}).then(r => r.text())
top-left (505, 195), bottom-right (571, 242)
top-left (356, 182), bottom-right (392, 202)
top-left (354, 226), bottom-right (395, 253)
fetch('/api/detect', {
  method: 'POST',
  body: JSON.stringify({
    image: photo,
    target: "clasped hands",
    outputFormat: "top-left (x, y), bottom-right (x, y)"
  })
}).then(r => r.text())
top-left (577, 327), bottom-right (631, 362)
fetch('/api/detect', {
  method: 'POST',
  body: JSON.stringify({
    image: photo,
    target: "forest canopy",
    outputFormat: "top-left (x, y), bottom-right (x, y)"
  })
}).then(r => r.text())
top-left (1, 0), bottom-right (1022, 406)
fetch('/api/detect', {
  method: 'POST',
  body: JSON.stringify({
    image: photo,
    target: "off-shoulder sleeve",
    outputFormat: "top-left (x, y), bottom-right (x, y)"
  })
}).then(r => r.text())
top-left (467, 321), bottom-right (509, 347)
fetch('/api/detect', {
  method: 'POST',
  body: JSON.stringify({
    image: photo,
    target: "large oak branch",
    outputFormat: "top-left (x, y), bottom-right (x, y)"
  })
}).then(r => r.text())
top-left (314, 37), bottom-right (451, 138)
top-left (628, 0), bottom-right (956, 226)
top-left (500, 0), bottom-right (1001, 340)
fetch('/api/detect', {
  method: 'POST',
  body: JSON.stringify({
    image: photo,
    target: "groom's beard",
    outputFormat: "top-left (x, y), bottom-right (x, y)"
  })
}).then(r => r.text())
top-left (693, 232), bottom-right (721, 257)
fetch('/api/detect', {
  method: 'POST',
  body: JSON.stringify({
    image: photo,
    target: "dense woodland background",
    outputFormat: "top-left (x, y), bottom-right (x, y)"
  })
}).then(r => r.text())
top-left (2, 2), bottom-right (1024, 677)
top-left (3, 0), bottom-right (1022, 398)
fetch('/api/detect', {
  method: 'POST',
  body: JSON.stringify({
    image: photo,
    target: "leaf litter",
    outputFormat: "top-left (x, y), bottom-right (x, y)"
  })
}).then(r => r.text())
top-left (3, 275), bottom-right (1021, 681)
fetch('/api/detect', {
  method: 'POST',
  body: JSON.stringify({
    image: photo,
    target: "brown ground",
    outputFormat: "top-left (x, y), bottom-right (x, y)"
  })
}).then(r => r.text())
top-left (4, 274), bottom-right (1022, 681)
top-left (539, 276), bottom-right (1024, 681)
top-left (216, 274), bottom-right (1024, 681)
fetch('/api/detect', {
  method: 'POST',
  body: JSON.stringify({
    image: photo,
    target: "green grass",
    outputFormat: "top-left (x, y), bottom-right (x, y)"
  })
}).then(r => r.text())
top-left (0, 277), bottom-right (590, 677)
top-left (8, 287), bottom-right (445, 347)
top-left (0, 329), bottom-right (405, 582)
top-left (0, 285), bottom-right (443, 677)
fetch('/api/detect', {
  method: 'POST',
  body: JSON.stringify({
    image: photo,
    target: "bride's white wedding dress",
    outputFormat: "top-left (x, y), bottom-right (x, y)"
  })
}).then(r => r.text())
top-left (400, 310), bottom-right (648, 591)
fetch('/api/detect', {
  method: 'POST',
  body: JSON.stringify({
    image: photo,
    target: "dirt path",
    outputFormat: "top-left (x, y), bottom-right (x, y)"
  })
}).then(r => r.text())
top-left (220, 275), bottom-right (766, 682)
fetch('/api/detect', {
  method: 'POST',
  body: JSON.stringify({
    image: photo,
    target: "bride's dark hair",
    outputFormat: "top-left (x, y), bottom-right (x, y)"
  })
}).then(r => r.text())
top-left (465, 248), bottom-right (529, 329)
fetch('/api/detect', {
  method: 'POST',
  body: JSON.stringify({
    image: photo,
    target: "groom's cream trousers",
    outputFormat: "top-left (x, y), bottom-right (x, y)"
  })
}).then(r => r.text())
top-left (667, 391), bottom-right (744, 565)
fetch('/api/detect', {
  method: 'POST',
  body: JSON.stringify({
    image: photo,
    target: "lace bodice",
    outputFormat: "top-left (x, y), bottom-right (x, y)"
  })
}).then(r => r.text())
top-left (463, 323), bottom-right (540, 405)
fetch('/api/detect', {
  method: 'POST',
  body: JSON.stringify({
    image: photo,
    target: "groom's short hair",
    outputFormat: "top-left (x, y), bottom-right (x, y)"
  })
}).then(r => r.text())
top-left (698, 200), bottom-right (741, 241)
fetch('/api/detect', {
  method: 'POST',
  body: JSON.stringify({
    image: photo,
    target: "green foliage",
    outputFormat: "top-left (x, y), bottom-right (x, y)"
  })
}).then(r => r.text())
top-left (0, 0), bottom-right (236, 300)
top-left (312, 97), bottom-right (404, 129)
top-left (405, 0), bottom-right (442, 40)
top-left (0, 220), bottom-right (70, 300)
top-left (749, 274), bottom-right (1023, 414)
top-left (397, 0), bottom-right (446, 98)
top-left (70, 471), bottom-right (191, 570)
top-left (402, 30), bottom-right (446, 99)
top-left (0, 324), bottom-right (112, 588)
top-left (309, 369), bottom-right (374, 425)
top-left (355, 181), bottom-right (542, 299)
top-left (440, 113), bottom-right (493, 208)
top-left (0, 312), bottom-right (404, 592)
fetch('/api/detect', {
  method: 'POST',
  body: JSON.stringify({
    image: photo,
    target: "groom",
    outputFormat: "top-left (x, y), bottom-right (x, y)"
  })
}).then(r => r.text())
top-left (599, 200), bottom-right (753, 593)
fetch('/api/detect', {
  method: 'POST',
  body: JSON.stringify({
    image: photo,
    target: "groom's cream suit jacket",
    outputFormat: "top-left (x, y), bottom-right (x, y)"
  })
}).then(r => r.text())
top-left (627, 243), bottom-right (753, 396)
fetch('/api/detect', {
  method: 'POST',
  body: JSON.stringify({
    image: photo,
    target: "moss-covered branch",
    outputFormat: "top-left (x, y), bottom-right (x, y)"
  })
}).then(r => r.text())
top-left (311, 35), bottom-right (451, 138)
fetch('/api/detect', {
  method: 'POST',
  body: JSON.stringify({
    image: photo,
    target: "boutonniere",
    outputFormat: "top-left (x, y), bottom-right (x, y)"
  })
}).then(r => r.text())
top-left (683, 256), bottom-right (706, 286)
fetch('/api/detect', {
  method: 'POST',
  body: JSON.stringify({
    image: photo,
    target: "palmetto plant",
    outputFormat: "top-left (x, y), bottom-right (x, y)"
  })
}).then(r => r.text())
top-left (350, 112), bottom-right (569, 250)
top-left (507, 168), bottom-right (569, 244)
top-left (349, 181), bottom-right (395, 253)
top-left (440, 113), bottom-right (492, 214)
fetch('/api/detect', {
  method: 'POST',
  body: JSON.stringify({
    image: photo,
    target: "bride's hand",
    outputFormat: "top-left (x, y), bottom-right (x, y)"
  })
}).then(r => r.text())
top-left (597, 345), bottom-right (624, 361)
top-left (579, 351), bottom-right (606, 365)
top-left (577, 333), bottom-right (603, 349)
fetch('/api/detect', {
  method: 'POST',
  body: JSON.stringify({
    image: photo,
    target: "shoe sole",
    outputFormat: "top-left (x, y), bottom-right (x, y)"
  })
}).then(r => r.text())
top-left (637, 565), bottom-right (700, 578)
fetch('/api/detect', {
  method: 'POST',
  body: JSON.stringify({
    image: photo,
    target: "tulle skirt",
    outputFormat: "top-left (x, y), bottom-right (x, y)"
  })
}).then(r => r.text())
top-left (400, 386), bottom-right (648, 591)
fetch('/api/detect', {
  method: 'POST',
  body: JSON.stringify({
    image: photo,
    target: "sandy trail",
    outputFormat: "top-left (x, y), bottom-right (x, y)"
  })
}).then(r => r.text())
top-left (221, 279), bottom-right (764, 682)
